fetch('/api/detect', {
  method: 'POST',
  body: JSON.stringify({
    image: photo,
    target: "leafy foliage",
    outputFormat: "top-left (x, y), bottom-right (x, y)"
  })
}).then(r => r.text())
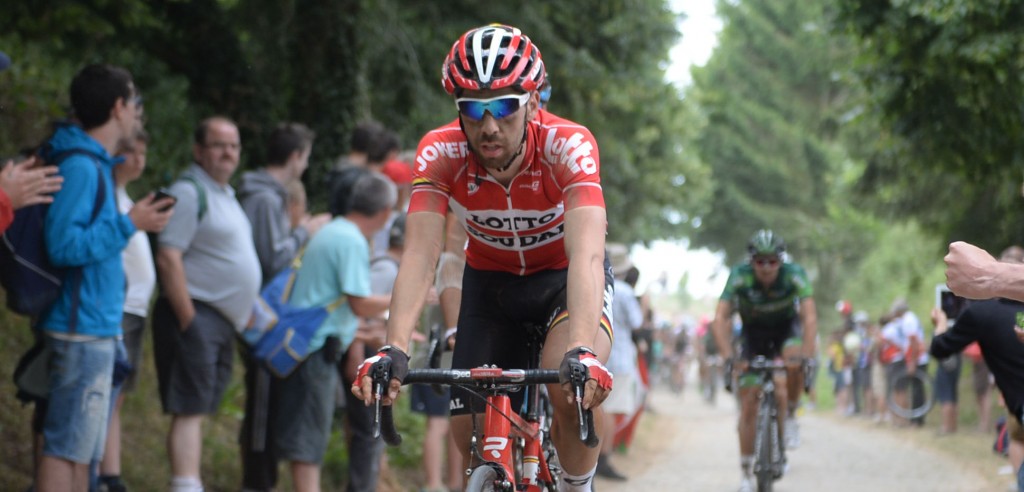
top-left (686, 0), bottom-right (879, 311)
top-left (0, 1), bottom-right (699, 488)
top-left (0, 0), bottom-right (704, 243)
top-left (836, 0), bottom-right (1024, 249)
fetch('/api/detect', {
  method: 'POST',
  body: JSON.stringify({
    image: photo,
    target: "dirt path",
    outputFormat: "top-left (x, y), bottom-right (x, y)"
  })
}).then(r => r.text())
top-left (596, 382), bottom-right (1011, 492)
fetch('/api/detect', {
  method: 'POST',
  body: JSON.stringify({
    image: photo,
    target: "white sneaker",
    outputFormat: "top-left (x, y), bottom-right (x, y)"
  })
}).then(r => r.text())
top-left (738, 476), bottom-right (754, 492)
top-left (785, 417), bottom-right (800, 449)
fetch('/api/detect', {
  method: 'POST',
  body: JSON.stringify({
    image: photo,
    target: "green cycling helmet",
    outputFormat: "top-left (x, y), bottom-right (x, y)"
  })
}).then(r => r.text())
top-left (747, 229), bottom-right (785, 256)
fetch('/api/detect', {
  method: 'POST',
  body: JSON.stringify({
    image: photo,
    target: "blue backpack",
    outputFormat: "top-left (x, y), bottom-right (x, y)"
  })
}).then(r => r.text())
top-left (0, 149), bottom-right (106, 323)
top-left (244, 250), bottom-right (345, 378)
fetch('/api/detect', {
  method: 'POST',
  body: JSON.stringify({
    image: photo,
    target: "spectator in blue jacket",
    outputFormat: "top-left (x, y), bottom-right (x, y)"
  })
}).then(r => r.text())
top-left (36, 63), bottom-right (172, 492)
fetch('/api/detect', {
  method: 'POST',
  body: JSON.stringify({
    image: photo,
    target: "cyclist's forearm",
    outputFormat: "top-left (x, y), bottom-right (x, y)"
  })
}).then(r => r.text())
top-left (385, 212), bottom-right (444, 353)
top-left (566, 248), bottom-right (604, 351)
top-left (563, 206), bottom-right (606, 352)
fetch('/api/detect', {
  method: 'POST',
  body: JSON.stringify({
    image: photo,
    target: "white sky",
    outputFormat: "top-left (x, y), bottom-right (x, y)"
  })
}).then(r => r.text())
top-left (631, 0), bottom-right (724, 301)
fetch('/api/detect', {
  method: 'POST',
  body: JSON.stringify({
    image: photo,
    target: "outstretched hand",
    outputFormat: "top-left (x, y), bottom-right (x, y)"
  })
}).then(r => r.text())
top-left (944, 241), bottom-right (1000, 300)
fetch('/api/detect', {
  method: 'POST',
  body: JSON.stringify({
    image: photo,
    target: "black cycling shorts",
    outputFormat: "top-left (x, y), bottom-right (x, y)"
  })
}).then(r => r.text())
top-left (449, 260), bottom-right (613, 417)
top-left (739, 318), bottom-right (800, 360)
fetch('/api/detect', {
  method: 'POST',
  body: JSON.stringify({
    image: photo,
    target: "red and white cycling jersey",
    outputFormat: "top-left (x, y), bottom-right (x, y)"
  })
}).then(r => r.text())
top-left (408, 109), bottom-right (604, 275)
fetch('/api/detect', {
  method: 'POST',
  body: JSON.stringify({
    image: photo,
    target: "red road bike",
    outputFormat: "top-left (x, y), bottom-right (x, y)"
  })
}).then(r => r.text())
top-left (373, 330), bottom-right (597, 491)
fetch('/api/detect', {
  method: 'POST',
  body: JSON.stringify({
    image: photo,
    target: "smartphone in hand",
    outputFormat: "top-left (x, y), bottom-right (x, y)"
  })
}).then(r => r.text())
top-left (153, 188), bottom-right (177, 212)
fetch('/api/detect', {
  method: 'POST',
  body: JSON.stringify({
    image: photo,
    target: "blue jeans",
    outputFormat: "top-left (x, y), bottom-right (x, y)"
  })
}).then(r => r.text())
top-left (43, 336), bottom-right (116, 464)
top-left (1017, 461), bottom-right (1024, 492)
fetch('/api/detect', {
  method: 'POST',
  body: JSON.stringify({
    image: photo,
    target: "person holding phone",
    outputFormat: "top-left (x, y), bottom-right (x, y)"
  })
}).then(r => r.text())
top-left (95, 129), bottom-right (166, 491)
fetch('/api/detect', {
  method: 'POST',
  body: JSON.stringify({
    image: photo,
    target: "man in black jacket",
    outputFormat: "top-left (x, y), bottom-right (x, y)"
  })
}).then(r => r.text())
top-left (931, 250), bottom-right (1024, 491)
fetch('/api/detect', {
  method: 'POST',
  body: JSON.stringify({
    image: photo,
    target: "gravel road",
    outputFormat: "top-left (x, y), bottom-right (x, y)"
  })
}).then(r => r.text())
top-left (595, 384), bottom-right (1010, 492)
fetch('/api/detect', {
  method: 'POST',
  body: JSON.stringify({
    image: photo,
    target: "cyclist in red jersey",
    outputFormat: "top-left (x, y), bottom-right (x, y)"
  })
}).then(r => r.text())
top-left (352, 24), bottom-right (614, 491)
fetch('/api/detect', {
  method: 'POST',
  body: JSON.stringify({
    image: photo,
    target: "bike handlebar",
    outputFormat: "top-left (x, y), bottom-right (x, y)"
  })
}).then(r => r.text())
top-left (372, 366), bottom-right (597, 448)
top-left (723, 356), bottom-right (814, 393)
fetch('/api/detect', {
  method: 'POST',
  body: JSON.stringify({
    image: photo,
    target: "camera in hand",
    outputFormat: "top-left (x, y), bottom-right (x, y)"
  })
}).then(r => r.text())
top-left (936, 284), bottom-right (968, 321)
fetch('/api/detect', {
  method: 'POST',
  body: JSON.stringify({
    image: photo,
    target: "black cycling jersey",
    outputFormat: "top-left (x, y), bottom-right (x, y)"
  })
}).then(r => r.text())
top-left (930, 298), bottom-right (1024, 423)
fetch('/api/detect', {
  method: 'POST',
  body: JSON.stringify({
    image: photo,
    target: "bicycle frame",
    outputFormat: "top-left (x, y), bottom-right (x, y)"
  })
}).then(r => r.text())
top-left (374, 326), bottom-right (597, 491)
top-left (467, 367), bottom-right (558, 490)
top-left (381, 367), bottom-right (564, 491)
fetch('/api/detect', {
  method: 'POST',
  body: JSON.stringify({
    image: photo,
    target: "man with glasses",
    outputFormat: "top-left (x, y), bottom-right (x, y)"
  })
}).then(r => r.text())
top-left (353, 24), bottom-right (613, 492)
top-left (153, 116), bottom-right (261, 492)
top-left (34, 64), bottom-right (172, 492)
top-left (712, 229), bottom-right (818, 492)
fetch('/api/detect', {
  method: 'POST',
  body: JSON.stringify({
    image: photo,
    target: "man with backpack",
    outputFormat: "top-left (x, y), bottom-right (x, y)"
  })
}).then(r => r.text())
top-left (34, 63), bottom-right (172, 492)
top-left (152, 116), bottom-right (262, 492)
top-left (271, 167), bottom-right (393, 491)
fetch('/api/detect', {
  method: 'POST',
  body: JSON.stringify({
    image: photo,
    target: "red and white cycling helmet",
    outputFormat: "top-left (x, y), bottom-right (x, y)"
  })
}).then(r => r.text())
top-left (442, 24), bottom-right (546, 96)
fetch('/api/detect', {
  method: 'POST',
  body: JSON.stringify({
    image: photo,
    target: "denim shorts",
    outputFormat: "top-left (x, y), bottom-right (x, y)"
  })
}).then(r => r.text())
top-left (43, 335), bottom-right (116, 464)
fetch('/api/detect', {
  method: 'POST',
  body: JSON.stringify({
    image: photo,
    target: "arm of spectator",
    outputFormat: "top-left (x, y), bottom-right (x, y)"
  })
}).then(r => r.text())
top-left (156, 247), bottom-right (195, 330)
top-left (348, 294), bottom-right (391, 319)
top-left (299, 212), bottom-right (331, 237)
top-left (247, 195), bottom-right (307, 278)
top-left (1, 156), bottom-right (62, 209)
top-left (945, 241), bottom-right (1024, 301)
top-left (929, 310), bottom-right (976, 359)
top-left (45, 158), bottom-right (135, 267)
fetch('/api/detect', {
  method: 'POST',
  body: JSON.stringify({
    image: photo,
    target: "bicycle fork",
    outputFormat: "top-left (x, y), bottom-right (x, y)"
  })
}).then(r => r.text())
top-left (480, 396), bottom-right (515, 486)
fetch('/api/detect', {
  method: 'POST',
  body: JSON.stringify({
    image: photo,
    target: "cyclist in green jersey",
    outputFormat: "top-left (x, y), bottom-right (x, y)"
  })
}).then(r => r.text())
top-left (712, 230), bottom-right (818, 492)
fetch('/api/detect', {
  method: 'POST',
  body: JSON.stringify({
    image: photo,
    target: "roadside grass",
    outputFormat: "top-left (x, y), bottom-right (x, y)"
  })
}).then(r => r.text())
top-left (0, 305), bottom-right (428, 491)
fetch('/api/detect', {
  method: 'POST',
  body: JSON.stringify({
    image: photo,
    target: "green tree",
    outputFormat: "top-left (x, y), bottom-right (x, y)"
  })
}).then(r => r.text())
top-left (0, 2), bottom-right (708, 488)
top-left (688, 0), bottom-right (874, 310)
top-left (836, 0), bottom-right (1024, 250)
top-left (358, 0), bottom-right (712, 243)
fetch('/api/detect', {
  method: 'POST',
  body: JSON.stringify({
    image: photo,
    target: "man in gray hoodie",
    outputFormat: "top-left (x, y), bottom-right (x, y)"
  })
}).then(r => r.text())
top-left (238, 122), bottom-right (330, 282)
top-left (235, 122), bottom-right (330, 492)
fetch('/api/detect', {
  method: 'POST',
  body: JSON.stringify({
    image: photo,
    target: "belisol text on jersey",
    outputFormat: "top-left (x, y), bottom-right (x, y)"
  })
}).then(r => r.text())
top-left (465, 222), bottom-right (565, 250)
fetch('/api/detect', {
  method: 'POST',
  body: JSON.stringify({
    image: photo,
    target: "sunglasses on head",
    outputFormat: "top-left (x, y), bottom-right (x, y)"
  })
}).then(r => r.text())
top-left (753, 257), bottom-right (780, 267)
top-left (455, 92), bottom-right (531, 121)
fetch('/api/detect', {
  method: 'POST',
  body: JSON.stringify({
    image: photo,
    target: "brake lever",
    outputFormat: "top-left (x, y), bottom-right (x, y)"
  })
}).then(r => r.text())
top-left (569, 362), bottom-right (599, 448)
top-left (803, 358), bottom-right (816, 393)
top-left (371, 358), bottom-right (391, 439)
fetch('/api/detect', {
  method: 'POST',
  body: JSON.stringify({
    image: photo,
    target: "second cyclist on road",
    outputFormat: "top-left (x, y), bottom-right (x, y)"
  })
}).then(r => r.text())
top-left (712, 230), bottom-right (818, 492)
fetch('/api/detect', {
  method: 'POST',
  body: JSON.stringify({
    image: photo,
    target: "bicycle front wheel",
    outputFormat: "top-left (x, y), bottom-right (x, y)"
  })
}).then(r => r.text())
top-left (466, 464), bottom-right (506, 492)
top-left (754, 397), bottom-right (775, 492)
